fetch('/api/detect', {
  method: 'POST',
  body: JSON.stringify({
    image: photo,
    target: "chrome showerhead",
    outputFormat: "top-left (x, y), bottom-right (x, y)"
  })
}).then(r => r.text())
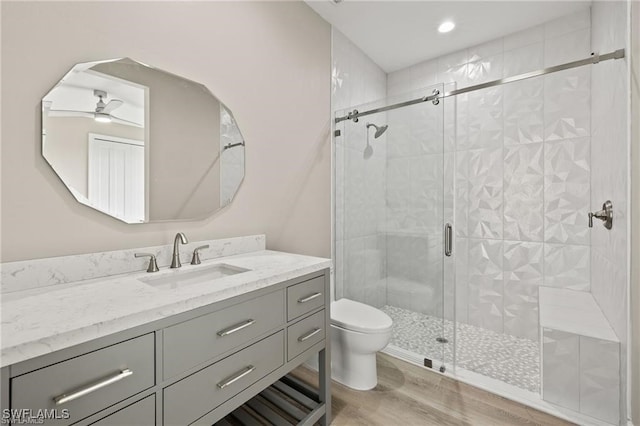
top-left (366, 122), bottom-right (388, 138)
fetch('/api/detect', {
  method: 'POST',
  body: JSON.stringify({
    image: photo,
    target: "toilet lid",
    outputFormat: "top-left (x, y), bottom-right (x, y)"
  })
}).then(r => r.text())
top-left (331, 298), bottom-right (393, 333)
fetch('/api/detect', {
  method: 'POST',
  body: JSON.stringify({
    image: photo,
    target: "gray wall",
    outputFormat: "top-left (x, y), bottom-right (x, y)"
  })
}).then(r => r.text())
top-left (1, 1), bottom-right (331, 262)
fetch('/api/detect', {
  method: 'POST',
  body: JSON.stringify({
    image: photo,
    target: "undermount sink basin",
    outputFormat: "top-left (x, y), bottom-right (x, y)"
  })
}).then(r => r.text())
top-left (139, 264), bottom-right (250, 290)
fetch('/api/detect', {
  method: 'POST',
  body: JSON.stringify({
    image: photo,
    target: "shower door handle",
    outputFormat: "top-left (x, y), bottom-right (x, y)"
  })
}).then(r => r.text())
top-left (444, 223), bottom-right (453, 257)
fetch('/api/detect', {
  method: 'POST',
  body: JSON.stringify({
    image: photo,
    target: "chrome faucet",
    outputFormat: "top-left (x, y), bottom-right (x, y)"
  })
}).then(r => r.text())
top-left (170, 232), bottom-right (189, 268)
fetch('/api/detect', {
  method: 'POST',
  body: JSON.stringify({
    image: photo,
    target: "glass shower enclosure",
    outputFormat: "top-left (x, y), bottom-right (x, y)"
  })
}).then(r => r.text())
top-left (334, 83), bottom-right (451, 372)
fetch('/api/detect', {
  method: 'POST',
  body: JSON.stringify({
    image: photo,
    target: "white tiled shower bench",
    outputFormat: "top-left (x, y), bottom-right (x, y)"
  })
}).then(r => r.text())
top-left (539, 287), bottom-right (620, 425)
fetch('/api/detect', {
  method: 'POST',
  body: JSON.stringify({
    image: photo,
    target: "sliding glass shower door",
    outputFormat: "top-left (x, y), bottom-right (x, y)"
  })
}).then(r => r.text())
top-left (335, 83), bottom-right (450, 371)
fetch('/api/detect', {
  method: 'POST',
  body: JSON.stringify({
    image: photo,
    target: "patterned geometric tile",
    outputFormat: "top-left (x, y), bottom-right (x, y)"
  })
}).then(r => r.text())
top-left (503, 43), bottom-right (544, 78)
top-left (542, 328), bottom-right (580, 410)
top-left (544, 28), bottom-right (591, 68)
top-left (455, 150), bottom-right (469, 237)
top-left (544, 137), bottom-right (590, 244)
top-left (410, 155), bottom-right (443, 233)
top-left (468, 239), bottom-right (503, 333)
top-left (444, 152), bottom-right (454, 223)
top-left (456, 93), bottom-right (469, 151)
top-left (467, 55), bottom-right (503, 85)
top-left (468, 87), bottom-right (503, 149)
top-left (386, 158), bottom-right (410, 230)
top-left (504, 144), bottom-right (544, 241)
top-left (504, 79), bottom-right (544, 145)
top-left (504, 282), bottom-right (539, 341)
top-left (579, 337), bottom-right (621, 424)
top-left (543, 243), bottom-right (590, 291)
top-left (469, 148), bottom-right (503, 239)
top-left (503, 241), bottom-right (543, 286)
top-left (544, 67), bottom-right (590, 141)
top-left (503, 241), bottom-right (542, 340)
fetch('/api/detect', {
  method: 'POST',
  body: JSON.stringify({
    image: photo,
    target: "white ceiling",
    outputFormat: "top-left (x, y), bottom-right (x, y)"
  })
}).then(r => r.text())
top-left (44, 64), bottom-right (145, 127)
top-left (305, 0), bottom-right (592, 72)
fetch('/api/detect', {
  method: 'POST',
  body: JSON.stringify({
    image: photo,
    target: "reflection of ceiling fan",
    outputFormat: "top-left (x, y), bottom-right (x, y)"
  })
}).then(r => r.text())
top-left (93, 89), bottom-right (123, 123)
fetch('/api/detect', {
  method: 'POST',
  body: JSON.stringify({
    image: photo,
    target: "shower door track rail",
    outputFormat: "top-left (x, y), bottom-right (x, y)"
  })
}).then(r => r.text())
top-left (334, 48), bottom-right (625, 124)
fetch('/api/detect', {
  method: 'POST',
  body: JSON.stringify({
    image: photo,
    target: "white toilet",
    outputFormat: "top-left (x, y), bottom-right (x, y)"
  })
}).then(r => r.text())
top-left (330, 298), bottom-right (393, 390)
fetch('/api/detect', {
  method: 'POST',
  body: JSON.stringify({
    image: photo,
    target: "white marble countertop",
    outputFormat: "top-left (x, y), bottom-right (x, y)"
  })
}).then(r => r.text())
top-left (1, 250), bottom-right (331, 367)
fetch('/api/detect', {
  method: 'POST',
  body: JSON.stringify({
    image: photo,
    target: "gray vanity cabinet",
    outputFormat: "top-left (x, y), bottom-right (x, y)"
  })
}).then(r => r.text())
top-left (11, 334), bottom-right (155, 425)
top-left (162, 289), bottom-right (285, 379)
top-left (2, 269), bottom-right (330, 426)
top-left (89, 395), bottom-right (155, 426)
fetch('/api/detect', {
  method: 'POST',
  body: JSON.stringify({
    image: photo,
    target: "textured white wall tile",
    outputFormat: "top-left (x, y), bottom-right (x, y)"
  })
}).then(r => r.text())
top-left (437, 63), bottom-right (468, 88)
top-left (542, 328), bottom-right (580, 410)
top-left (410, 155), bottom-right (443, 233)
top-left (579, 336), bottom-right (621, 424)
top-left (590, 0), bottom-right (629, 364)
top-left (503, 42), bottom-right (544, 78)
top-left (503, 241), bottom-right (542, 340)
top-left (504, 143), bottom-right (544, 241)
top-left (443, 85), bottom-right (457, 153)
top-left (456, 93), bottom-right (469, 151)
top-left (455, 150), bottom-right (469, 237)
top-left (544, 28), bottom-right (591, 68)
top-left (469, 148), bottom-right (503, 239)
top-left (544, 67), bottom-right (591, 142)
top-left (438, 49), bottom-right (469, 70)
top-left (468, 239), bottom-right (503, 333)
top-left (468, 39), bottom-right (504, 62)
top-left (411, 59), bottom-right (439, 90)
top-left (543, 137), bottom-right (590, 245)
top-left (504, 79), bottom-right (544, 146)
top-left (503, 25), bottom-right (544, 51)
top-left (504, 281), bottom-right (539, 340)
top-left (504, 241), bottom-right (543, 286)
top-left (543, 243), bottom-right (590, 291)
top-left (467, 55), bottom-right (504, 85)
top-left (468, 87), bottom-right (503, 149)
top-left (544, 7), bottom-right (590, 39)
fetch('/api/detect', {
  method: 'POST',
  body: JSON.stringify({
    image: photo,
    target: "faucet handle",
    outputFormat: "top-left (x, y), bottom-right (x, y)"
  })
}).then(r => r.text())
top-left (191, 245), bottom-right (210, 265)
top-left (135, 253), bottom-right (159, 273)
top-left (588, 200), bottom-right (613, 230)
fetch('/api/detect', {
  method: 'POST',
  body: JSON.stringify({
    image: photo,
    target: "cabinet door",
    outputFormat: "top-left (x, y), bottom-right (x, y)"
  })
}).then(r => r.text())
top-left (89, 395), bottom-right (155, 426)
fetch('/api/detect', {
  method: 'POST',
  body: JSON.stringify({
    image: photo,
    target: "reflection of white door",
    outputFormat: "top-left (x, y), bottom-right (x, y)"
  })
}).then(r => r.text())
top-left (88, 133), bottom-right (145, 223)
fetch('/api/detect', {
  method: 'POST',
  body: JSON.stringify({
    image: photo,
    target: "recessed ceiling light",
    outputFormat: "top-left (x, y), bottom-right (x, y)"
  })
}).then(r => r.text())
top-left (438, 21), bottom-right (455, 33)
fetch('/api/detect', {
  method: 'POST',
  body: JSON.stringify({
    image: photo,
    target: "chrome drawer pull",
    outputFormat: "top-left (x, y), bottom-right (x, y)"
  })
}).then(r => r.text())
top-left (217, 319), bottom-right (255, 337)
top-left (298, 327), bottom-right (322, 342)
top-left (53, 369), bottom-right (133, 405)
top-left (298, 292), bottom-right (322, 304)
top-left (217, 365), bottom-right (256, 389)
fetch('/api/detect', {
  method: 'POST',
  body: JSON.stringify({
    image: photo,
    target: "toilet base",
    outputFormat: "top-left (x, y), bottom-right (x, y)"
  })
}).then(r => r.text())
top-left (331, 347), bottom-right (378, 390)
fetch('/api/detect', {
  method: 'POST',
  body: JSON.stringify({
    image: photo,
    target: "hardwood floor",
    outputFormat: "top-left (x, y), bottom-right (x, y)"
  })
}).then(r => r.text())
top-left (292, 353), bottom-right (574, 426)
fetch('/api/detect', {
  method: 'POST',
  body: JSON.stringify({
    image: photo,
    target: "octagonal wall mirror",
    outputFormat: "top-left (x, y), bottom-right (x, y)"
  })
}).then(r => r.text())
top-left (42, 58), bottom-right (245, 223)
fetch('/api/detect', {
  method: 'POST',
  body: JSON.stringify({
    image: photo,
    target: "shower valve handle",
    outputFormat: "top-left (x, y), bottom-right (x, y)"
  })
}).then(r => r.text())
top-left (588, 200), bottom-right (613, 230)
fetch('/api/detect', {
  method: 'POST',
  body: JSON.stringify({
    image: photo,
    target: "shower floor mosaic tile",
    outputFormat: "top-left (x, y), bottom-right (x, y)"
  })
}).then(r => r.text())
top-left (381, 305), bottom-right (540, 393)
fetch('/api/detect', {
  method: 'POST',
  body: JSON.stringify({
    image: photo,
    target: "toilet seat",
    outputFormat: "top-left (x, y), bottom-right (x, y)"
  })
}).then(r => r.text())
top-left (331, 298), bottom-right (392, 334)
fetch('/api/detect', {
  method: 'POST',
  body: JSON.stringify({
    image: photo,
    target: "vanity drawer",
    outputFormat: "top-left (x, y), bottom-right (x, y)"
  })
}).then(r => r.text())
top-left (163, 289), bottom-right (284, 378)
top-left (286, 275), bottom-right (325, 321)
top-left (287, 310), bottom-right (325, 361)
top-left (11, 334), bottom-right (155, 425)
top-left (89, 395), bottom-right (155, 426)
top-left (163, 331), bottom-right (284, 426)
